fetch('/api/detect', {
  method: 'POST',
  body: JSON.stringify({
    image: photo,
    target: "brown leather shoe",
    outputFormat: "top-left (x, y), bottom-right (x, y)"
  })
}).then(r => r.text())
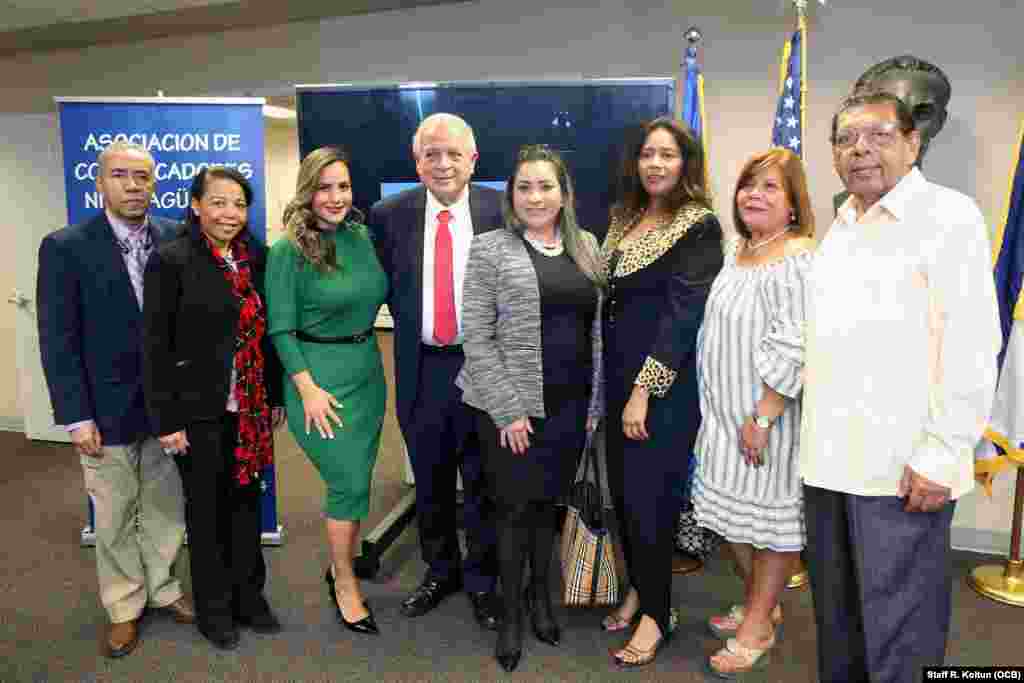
top-left (156, 597), bottom-right (196, 624)
top-left (671, 551), bottom-right (704, 575)
top-left (105, 619), bottom-right (139, 658)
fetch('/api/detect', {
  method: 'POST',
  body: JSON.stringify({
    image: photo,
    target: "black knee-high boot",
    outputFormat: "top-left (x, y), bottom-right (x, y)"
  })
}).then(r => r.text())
top-left (495, 501), bottom-right (530, 672)
top-left (527, 500), bottom-right (560, 646)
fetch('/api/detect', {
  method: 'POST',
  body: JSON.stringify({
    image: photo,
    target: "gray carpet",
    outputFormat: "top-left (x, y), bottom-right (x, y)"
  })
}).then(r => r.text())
top-left (2, 337), bottom-right (1022, 681)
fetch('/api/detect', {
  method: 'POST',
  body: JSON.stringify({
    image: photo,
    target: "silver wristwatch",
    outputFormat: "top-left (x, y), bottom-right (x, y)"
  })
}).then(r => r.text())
top-left (753, 413), bottom-right (773, 429)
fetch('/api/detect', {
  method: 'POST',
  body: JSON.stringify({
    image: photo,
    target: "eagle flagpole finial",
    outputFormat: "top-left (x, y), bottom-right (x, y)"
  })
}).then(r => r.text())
top-left (792, 0), bottom-right (826, 17)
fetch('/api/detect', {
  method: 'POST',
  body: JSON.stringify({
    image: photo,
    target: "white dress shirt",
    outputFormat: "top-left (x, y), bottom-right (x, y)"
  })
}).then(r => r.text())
top-left (421, 186), bottom-right (474, 345)
top-left (222, 249), bottom-right (240, 414)
top-left (800, 168), bottom-right (1000, 500)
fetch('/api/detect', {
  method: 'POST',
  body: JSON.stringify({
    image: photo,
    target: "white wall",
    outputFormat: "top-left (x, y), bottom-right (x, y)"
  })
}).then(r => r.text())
top-left (1, 0), bottom-right (1022, 552)
top-left (264, 117), bottom-right (301, 243)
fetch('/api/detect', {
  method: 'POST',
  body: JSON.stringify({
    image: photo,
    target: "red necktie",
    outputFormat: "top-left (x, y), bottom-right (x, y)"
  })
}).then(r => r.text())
top-left (433, 209), bottom-right (457, 345)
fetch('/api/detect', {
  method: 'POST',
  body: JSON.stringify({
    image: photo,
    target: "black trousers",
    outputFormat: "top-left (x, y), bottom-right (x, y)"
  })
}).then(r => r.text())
top-left (804, 484), bottom-right (956, 683)
top-left (175, 413), bottom-right (266, 630)
top-left (605, 415), bottom-right (689, 635)
top-left (494, 500), bottom-right (558, 627)
top-left (403, 349), bottom-right (496, 593)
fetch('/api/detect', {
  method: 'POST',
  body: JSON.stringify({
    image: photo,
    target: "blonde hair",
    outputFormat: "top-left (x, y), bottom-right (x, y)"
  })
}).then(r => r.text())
top-left (283, 147), bottom-right (362, 273)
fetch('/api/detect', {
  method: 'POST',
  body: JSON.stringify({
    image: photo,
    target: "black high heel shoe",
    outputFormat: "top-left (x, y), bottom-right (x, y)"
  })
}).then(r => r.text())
top-left (524, 584), bottom-right (560, 647)
top-left (495, 613), bottom-right (523, 672)
top-left (325, 567), bottom-right (380, 635)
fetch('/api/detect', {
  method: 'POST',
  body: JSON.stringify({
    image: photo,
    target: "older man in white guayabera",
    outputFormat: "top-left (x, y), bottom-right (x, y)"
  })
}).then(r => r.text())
top-left (800, 90), bottom-right (1000, 683)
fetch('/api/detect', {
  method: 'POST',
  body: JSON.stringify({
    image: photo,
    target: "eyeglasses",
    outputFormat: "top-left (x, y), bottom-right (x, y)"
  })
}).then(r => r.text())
top-left (832, 122), bottom-right (905, 151)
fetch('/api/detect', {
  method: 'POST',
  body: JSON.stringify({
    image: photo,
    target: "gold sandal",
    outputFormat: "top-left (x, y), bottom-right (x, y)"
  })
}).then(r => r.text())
top-left (707, 604), bottom-right (784, 639)
top-left (611, 629), bottom-right (672, 668)
top-left (706, 635), bottom-right (775, 679)
top-left (602, 607), bottom-right (676, 633)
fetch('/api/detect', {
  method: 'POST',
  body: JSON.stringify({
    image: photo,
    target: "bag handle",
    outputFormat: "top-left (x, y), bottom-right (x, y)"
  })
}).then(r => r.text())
top-left (585, 428), bottom-right (610, 604)
top-left (579, 430), bottom-right (596, 484)
top-left (583, 429), bottom-right (608, 514)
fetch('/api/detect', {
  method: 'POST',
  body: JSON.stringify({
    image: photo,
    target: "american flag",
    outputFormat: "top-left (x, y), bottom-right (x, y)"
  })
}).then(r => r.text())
top-left (770, 25), bottom-right (804, 158)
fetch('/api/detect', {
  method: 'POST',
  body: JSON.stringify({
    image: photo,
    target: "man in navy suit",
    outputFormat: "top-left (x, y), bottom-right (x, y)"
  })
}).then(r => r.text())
top-left (370, 113), bottom-right (503, 629)
top-left (37, 142), bottom-right (193, 658)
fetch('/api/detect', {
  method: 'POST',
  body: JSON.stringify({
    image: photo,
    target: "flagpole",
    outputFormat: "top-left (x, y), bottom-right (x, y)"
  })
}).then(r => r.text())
top-left (786, 0), bottom-right (811, 591)
top-left (797, 3), bottom-right (808, 159)
top-left (683, 27), bottom-right (711, 196)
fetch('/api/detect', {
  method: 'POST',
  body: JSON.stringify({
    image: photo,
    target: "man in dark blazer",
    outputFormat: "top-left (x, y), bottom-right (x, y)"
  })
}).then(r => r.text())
top-left (369, 113), bottom-right (503, 629)
top-left (36, 142), bottom-right (193, 658)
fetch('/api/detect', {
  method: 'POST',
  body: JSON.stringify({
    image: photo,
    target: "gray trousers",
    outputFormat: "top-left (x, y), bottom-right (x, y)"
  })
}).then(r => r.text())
top-left (803, 484), bottom-right (955, 683)
top-left (80, 437), bottom-right (186, 623)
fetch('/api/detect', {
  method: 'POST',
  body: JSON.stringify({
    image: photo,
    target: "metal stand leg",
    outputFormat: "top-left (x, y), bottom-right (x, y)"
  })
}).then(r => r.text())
top-left (350, 441), bottom-right (465, 579)
top-left (354, 488), bottom-right (417, 579)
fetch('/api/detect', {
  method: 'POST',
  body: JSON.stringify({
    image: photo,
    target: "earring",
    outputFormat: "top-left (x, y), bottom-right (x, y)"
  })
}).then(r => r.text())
top-left (790, 211), bottom-right (796, 224)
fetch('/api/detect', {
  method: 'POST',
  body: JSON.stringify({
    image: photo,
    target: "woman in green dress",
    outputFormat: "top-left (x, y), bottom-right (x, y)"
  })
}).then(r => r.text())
top-left (266, 147), bottom-right (388, 636)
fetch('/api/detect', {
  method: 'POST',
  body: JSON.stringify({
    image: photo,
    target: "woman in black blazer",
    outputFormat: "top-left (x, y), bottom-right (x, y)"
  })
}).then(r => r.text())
top-left (601, 118), bottom-right (723, 667)
top-left (143, 166), bottom-right (285, 650)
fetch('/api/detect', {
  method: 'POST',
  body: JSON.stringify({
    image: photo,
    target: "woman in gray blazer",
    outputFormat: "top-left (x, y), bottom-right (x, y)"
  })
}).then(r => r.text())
top-left (457, 145), bottom-right (604, 672)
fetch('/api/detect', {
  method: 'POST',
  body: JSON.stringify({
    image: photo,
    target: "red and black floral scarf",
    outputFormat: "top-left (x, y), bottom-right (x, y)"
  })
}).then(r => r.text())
top-left (205, 235), bottom-right (273, 486)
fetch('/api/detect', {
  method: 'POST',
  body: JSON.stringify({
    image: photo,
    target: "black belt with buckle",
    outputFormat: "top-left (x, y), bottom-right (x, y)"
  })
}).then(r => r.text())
top-left (421, 343), bottom-right (464, 354)
top-left (294, 328), bottom-right (374, 344)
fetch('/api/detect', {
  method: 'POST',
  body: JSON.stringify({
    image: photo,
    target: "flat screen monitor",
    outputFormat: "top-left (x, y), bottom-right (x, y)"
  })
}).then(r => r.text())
top-left (296, 79), bottom-right (675, 239)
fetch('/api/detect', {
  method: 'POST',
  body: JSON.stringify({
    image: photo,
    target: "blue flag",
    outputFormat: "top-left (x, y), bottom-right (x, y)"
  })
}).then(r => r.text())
top-left (980, 119), bottom-right (1024, 474)
top-left (993, 123), bottom-right (1024, 366)
top-left (681, 44), bottom-right (703, 141)
top-left (771, 27), bottom-right (803, 157)
top-left (680, 42), bottom-right (710, 190)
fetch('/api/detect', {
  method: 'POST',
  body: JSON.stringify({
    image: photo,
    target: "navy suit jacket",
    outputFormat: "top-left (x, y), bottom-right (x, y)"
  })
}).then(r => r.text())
top-left (36, 212), bottom-right (178, 445)
top-left (368, 184), bottom-right (503, 433)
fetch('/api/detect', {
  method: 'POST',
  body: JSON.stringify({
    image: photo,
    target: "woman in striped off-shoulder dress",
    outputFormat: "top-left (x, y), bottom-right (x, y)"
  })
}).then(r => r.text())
top-left (692, 148), bottom-right (815, 678)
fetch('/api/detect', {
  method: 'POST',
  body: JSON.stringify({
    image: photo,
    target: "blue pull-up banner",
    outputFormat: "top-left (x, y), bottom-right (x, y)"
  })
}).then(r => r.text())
top-left (57, 97), bottom-right (267, 242)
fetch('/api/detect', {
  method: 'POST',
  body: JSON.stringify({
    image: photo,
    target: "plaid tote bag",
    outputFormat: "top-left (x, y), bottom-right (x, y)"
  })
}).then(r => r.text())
top-left (561, 431), bottom-right (619, 607)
